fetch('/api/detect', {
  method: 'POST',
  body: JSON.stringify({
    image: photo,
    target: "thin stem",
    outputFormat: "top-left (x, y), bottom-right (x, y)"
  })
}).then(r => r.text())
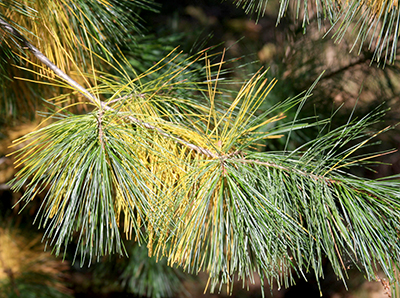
top-left (231, 157), bottom-right (385, 200)
top-left (231, 158), bottom-right (330, 182)
top-left (0, 16), bottom-right (218, 158)
top-left (0, 17), bottom-right (99, 106)
top-left (101, 102), bottom-right (217, 158)
top-left (97, 110), bottom-right (106, 150)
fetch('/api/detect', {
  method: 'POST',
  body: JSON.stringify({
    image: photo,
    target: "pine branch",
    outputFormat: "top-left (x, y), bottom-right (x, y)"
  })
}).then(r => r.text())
top-left (0, 16), bottom-right (218, 159)
top-left (232, 148), bottom-right (397, 198)
top-left (4, 7), bottom-right (400, 295)
top-left (0, 17), bottom-right (99, 106)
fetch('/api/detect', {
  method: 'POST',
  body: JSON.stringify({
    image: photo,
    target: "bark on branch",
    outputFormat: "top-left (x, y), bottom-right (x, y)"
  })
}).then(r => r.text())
top-left (0, 17), bottom-right (99, 106)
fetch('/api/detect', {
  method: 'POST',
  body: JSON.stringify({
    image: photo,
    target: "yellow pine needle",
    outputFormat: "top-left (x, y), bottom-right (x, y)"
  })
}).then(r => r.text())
top-left (51, 191), bottom-right (70, 221)
top-left (134, 48), bottom-right (184, 82)
top-left (79, 35), bottom-right (132, 82)
top-left (366, 0), bottom-right (397, 13)
top-left (97, 46), bottom-right (189, 91)
top-left (13, 77), bottom-right (68, 88)
top-left (145, 54), bottom-right (205, 102)
top-left (204, 276), bottom-right (212, 294)
top-left (47, 37), bottom-right (94, 99)
top-left (243, 113), bottom-right (286, 134)
top-left (323, 125), bottom-right (392, 177)
top-left (116, 45), bottom-right (141, 81)
top-left (97, 0), bottom-right (112, 7)
top-left (235, 74), bottom-right (272, 123)
top-left (220, 73), bottom-right (277, 146)
top-left (337, 0), bottom-right (398, 12)
top-left (264, 134), bottom-right (284, 139)
top-left (250, 77), bottom-right (277, 112)
top-left (10, 103), bottom-right (91, 151)
top-left (41, 22), bottom-right (68, 73)
top-left (205, 54), bottom-right (213, 134)
top-left (7, 1), bottom-right (75, 74)
top-left (330, 149), bottom-right (397, 171)
top-left (14, 56), bottom-right (71, 83)
top-left (104, 79), bottom-right (139, 104)
top-left (206, 49), bottom-right (225, 138)
top-left (11, 136), bottom-right (47, 163)
top-left (34, 101), bottom-right (92, 126)
top-left (217, 70), bottom-right (265, 139)
top-left (79, 13), bottom-right (99, 102)
top-left (15, 31), bottom-right (97, 106)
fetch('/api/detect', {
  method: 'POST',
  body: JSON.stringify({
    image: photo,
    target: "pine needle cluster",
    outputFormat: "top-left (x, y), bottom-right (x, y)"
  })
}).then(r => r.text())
top-left (0, 0), bottom-right (156, 120)
top-left (232, 0), bottom-right (400, 64)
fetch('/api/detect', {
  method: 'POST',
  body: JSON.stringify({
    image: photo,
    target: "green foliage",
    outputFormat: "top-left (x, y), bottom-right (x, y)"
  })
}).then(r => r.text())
top-left (2, 0), bottom-right (400, 297)
top-left (12, 113), bottom-right (149, 258)
top-left (120, 244), bottom-right (186, 298)
top-left (85, 244), bottom-right (185, 297)
top-left (231, 0), bottom-right (273, 19)
top-left (8, 45), bottom-right (400, 295)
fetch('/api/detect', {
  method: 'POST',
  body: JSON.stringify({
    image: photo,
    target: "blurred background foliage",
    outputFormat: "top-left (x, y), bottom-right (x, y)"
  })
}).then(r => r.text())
top-left (1, 0), bottom-right (400, 297)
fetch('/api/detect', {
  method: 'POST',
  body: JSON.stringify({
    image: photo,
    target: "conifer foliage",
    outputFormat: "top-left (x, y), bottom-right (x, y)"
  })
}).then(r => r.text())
top-left (1, 0), bottom-right (400, 296)
top-left (233, 0), bottom-right (400, 64)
